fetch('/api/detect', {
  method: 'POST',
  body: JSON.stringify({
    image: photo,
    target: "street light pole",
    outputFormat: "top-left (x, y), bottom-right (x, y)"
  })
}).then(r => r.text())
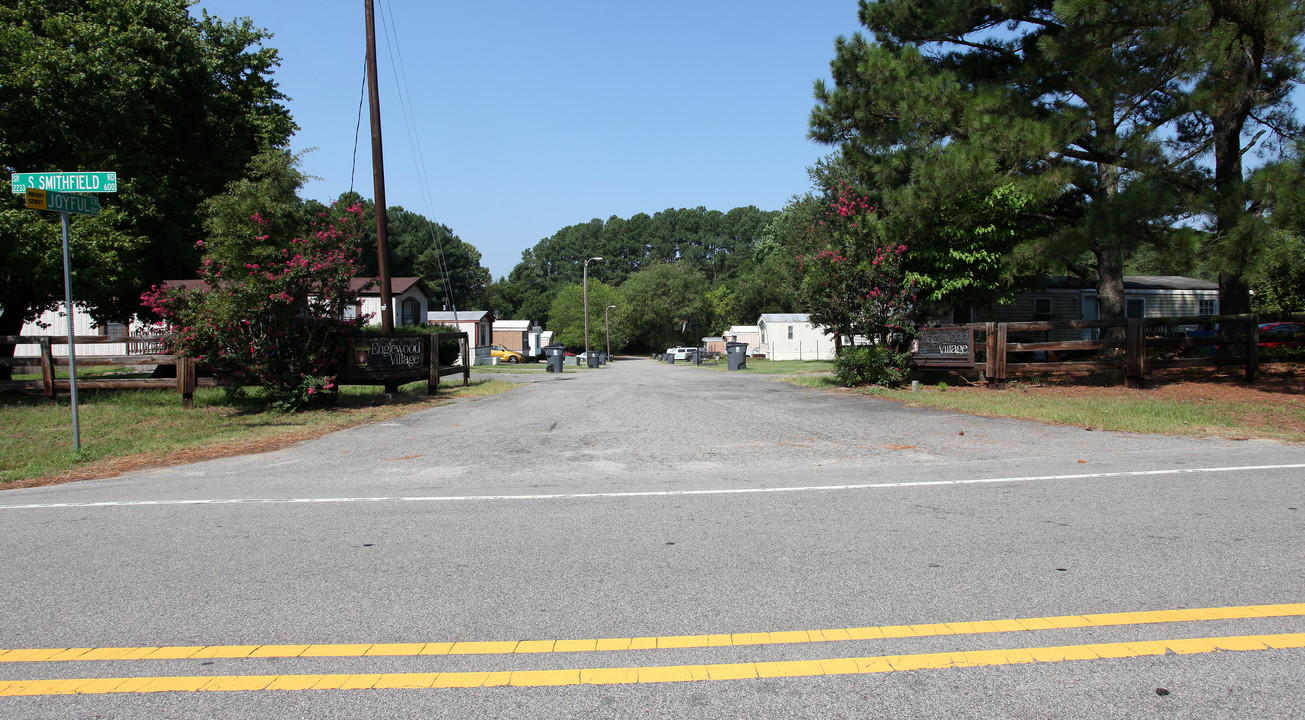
top-left (583, 256), bottom-right (603, 360)
top-left (605, 305), bottom-right (616, 362)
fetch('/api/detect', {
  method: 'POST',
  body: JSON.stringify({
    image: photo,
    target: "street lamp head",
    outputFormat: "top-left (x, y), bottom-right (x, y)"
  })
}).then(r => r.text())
top-left (590, 256), bottom-right (603, 262)
top-left (607, 305), bottom-right (616, 309)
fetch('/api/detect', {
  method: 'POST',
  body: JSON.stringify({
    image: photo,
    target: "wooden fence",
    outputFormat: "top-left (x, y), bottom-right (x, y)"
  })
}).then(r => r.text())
top-left (1, 331), bottom-right (473, 407)
top-left (912, 313), bottom-right (1305, 389)
top-left (0, 334), bottom-right (208, 407)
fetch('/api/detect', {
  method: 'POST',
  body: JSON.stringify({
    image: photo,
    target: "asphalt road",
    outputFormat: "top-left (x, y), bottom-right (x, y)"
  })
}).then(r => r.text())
top-left (1, 357), bottom-right (1302, 718)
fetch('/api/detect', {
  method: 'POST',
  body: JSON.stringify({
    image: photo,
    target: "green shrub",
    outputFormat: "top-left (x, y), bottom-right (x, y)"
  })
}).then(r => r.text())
top-left (833, 345), bottom-right (911, 388)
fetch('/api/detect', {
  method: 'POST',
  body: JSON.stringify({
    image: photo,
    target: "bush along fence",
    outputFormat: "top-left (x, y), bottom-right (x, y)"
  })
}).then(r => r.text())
top-left (0, 331), bottom-right (471, 408)
top-left (910, 313), bottom-right (1305, 389)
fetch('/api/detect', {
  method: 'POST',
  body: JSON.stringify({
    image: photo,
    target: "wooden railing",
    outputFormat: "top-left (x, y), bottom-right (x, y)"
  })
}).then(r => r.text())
top-left (0, 334), bottom-right (207, 407)
top-left (5, 330), bottom-right (477, 404)
top-left (430, 332), bottom-right (471, 392)
top-left (912, 313), bottom-right (1305, 389)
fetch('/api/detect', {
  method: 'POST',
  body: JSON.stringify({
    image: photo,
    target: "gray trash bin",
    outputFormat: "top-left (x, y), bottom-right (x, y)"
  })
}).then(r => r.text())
top-left (692, 348), bottom-right (703, 366)
top-left (543, 344), bottom-right (565, 373)
top-left (667, 351), bottom-right (675, 364)
top-left (587, 352), bottom-right (599, 368)
top-left (726, 342), bottom-right (748, 371)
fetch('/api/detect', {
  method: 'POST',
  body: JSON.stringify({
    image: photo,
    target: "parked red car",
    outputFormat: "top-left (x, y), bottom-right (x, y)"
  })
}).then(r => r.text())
top-left (1258, 322), bottom-right (1304, 350)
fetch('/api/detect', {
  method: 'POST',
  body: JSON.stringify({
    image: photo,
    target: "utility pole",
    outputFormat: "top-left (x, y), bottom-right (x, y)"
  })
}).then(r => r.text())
top-left (365, 0), bottom-right (394, 336)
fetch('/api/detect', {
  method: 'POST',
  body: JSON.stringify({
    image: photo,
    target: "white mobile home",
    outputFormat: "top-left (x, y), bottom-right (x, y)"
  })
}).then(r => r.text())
top-left (756, 314), bottom-right (838, 360)
top-left (350, 277), bottom-right (433, 328)
top-left (16, 304), bottom-right (155, 358)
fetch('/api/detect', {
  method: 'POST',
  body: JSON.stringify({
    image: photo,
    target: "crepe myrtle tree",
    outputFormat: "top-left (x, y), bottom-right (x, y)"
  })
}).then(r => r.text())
top-left (797, 185), bottom-right (917, 347)
top-left (143, 204), bottom-right (369, 411)
top-left (795, 185), bottom-right (917, 387)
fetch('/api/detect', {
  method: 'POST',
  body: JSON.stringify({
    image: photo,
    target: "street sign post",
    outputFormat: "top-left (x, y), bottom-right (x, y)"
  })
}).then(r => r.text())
top-left (25, 189), bottom-right (100, 216)
top-left (10, 171), bottom-right (117, 194)
top-left (15, 170), bottom-right (119, 451)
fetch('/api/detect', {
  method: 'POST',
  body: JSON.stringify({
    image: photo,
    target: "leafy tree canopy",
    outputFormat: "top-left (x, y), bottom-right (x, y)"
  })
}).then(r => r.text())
top-left (0, 0), bottom-right (295, 352)
top-left (309, 192), bottom-right (491, 312)
top-left (617, 262), bottom-right (712, 353)
top-left (545, 281), bottom-right (627, 352)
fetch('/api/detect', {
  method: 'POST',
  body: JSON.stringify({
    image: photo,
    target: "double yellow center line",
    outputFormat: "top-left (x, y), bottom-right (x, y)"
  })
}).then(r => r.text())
top-left (1, 603), bottom-right (1301, 696)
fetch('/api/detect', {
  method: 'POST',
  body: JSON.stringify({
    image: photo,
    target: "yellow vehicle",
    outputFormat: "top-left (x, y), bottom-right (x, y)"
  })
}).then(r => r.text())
top-left (488, 344), bottom-right (524, 363)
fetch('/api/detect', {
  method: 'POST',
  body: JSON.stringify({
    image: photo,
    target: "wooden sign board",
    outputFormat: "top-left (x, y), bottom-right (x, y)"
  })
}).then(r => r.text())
top-left (912, 327), bottom-right (975, 368)
top-left (348, 335), bottom-right (427, 381)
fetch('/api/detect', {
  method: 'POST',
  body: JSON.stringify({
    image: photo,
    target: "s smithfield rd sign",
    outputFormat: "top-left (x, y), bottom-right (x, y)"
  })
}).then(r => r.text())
top-left (15, 169), bottom-right (118, 452)
top-left (10, 171), bottom-right (117, 194)
top-left (25, 188), bottom-right (100, 216)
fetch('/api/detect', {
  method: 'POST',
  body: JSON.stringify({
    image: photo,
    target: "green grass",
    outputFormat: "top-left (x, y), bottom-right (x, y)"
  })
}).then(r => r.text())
top-left (12, 365), bottom-right (149, 380)
top-left (1, 379), bottom-right (517, 486)
top-left (694, 358), bottom-right (836, 375)
top-left (844, 385), bottom-right (1305, 442)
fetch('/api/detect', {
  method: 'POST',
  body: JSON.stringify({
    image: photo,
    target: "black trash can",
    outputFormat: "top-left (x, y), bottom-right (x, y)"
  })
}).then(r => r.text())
top-left (667, 351), bottom-right (675, 364)
top-left (726, 342), bottom-right (748, 371)
top-left (587, 352), bottom-right (599, 369)
top-left (692, 348), bottom-right (703, 366)
top-left (543, 345), bottom-right (566, 374)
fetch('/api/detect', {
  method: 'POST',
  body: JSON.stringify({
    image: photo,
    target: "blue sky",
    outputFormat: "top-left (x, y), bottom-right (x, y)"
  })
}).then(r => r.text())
top-left (191, 0), bottom-right (867, 280)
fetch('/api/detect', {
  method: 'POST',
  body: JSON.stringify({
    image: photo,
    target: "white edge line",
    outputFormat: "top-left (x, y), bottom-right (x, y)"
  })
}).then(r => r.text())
top-left (1, 464), bottom-right (1302, 511)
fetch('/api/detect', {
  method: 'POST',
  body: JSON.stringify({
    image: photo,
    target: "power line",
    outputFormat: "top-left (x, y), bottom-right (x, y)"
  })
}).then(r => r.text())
top-left (349, 58), bottom-right (367, 198)
top-left (376, 0), bottom-right (462, 318)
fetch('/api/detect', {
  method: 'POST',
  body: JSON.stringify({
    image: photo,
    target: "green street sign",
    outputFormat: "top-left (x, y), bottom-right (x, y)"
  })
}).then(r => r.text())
top-left (10, 171), bottom-right (117, 194)
top-left (26, 188), bottom-right (100, 216)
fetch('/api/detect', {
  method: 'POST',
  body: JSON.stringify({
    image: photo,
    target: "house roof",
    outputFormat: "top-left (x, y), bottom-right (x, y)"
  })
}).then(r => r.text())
top-left (493, 320), bottom-right (533, 331)
top-left (702, 337), bottom-right (725, 342)
top-left (428, 310), bottom-right (493, 323)
top-left (758, 314), bottom-right (810, 324)
top-left (728, 325), bottom-right (760, 334)
top-left (1041, 275), bottom-right (1217, 291)
top-left (350, 277), bottom-right (433, 297)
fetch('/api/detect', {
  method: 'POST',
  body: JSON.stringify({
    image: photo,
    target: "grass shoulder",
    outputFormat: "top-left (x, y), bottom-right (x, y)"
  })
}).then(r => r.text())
top-left (1, 379), bottom-right (518, 488)
top-left (787, 367), bottom-right (1305, 443)
top-left (693, 358), bottom-right (836, 375)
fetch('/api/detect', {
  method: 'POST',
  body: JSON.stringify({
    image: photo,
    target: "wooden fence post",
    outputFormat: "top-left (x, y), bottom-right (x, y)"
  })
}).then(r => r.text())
top-left (1125, 318), bottom-right (1146, 389)
top-left (986, 323), bottom-right (1007, 389)
top-left (176, 353), bottom-right (196, 409)
top-left (460, 334), bottom-right (470, 387)
top-left (1247, 313), bottom-right (1259, 383)
top-left (428, 334), bottom-right (438, 395)
top-left (40, 337), bottom-right (55, 399)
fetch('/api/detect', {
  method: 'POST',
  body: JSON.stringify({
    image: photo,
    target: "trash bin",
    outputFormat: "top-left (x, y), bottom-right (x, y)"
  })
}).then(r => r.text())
top-left (667, 351), bottom-right (675, 364)
top-left (726, 342), bottom-right (748, 371)
top-left (587, 352), bottom-right (599, 368)
top-left (692, 348), bottom-right (703, 366)
top-left (543, 344), bottom-right (565, 373)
